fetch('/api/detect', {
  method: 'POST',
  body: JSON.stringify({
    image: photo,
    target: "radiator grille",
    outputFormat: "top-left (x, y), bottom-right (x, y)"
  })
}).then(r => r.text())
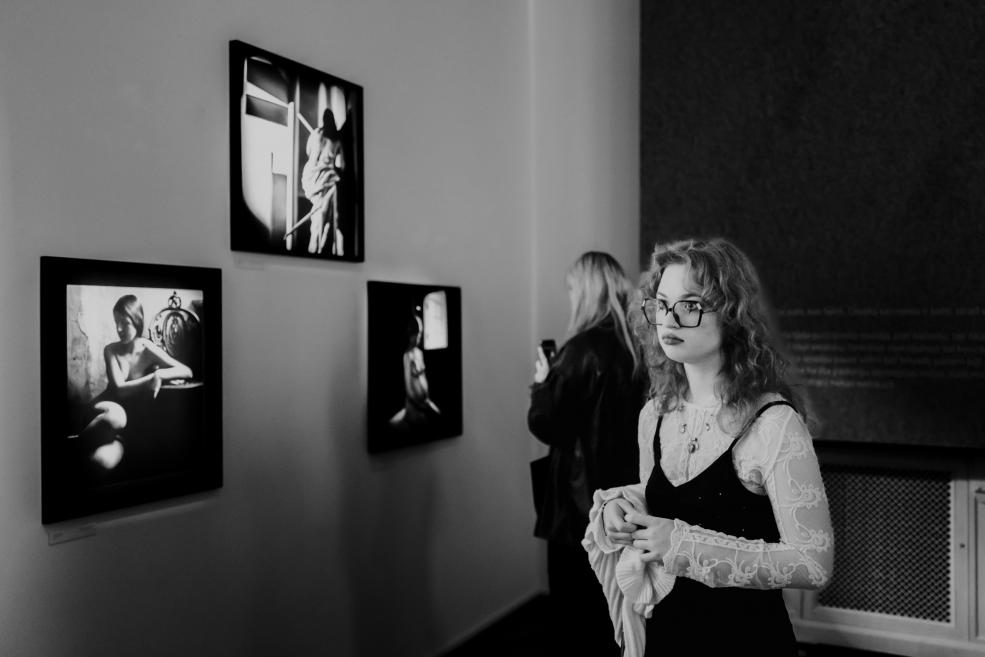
top-left (817, 464), bottom-right (952, 623)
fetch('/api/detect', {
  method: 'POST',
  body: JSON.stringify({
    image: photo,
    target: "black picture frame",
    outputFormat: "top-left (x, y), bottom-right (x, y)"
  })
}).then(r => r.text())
top-left (367, 282), bottom-right (463, 454)
top-left (41, 257), bottom-right (223, 524)
top-left (229, 40), bottom-right (365, 262)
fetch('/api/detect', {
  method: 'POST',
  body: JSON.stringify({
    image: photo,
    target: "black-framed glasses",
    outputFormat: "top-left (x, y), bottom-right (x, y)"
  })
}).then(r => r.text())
top-left (641, 298), bottom-right (715, 328)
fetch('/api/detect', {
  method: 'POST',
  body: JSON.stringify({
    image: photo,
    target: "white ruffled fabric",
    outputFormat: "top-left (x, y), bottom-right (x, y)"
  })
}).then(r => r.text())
top-left (582, 485), bottom-right (675, 657)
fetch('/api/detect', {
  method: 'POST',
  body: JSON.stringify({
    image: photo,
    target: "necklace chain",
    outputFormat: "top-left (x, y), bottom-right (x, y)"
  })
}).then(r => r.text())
top-left (678, 404), bottom-right (716, 453)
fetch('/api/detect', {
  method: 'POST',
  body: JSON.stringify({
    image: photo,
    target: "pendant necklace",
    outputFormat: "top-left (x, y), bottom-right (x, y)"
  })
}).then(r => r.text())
top-left (678, 404), bottom-right (717, 453)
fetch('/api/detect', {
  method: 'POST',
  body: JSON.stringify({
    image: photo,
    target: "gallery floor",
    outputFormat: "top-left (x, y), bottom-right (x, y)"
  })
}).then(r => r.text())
top-left (439, 594), bottom-right (896, 657)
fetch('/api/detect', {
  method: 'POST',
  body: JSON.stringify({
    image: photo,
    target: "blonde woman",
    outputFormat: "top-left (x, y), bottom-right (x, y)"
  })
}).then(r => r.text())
top-left (528, 251), bottom-right (648, 656)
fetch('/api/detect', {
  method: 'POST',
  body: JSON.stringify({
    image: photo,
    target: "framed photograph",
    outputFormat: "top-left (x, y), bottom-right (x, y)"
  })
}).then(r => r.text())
top-left (229, 40), bottom-right (364, 261)
top-left (367, 282), bottom-right (463, 454)
top-left (41, 257), bottom-right (222, 524)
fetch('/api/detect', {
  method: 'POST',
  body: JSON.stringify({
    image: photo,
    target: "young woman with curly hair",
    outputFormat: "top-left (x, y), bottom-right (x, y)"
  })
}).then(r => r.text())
top-left (583, 238), bottom-right (834, 657)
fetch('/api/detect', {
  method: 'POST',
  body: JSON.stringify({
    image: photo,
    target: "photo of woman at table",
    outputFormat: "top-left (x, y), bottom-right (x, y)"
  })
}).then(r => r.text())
top-left (72, 293), bottom-right (194, 475)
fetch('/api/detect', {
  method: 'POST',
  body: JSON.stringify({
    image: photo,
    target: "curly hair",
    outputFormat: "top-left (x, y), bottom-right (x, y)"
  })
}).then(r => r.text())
top-left (633, 238), bottom-right (807, 424)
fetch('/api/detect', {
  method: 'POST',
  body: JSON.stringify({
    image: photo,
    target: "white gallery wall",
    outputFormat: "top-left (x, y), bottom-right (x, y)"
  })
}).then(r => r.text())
top-left (0, 1), bottom-right (639, 655)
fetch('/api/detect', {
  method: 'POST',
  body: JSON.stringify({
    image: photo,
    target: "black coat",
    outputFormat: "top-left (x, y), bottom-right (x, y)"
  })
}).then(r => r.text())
top-left (528, 321), bottom-right (647, 545)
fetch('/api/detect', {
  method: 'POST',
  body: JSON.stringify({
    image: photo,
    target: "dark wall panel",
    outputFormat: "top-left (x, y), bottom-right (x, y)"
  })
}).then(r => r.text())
top-left (640, 0), bottom-right (985, 447)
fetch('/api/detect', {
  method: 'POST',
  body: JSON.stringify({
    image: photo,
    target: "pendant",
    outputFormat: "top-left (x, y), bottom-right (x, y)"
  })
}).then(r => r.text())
top-left (687, 438), bottom-right (698, 453)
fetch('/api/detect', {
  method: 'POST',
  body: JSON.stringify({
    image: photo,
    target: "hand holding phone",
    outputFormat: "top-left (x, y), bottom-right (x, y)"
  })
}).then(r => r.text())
top-left (534, 339), bottom-right (556, 384)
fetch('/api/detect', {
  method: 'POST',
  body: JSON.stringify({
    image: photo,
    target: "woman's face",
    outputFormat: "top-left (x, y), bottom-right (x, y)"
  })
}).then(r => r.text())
top-left (654, 263), bottom-right (722, 367)
top-left (114, 311), bottom-right (138, 344)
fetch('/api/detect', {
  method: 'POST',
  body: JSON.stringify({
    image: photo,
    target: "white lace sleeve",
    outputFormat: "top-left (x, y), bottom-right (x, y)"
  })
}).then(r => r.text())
top-left (663, 406), bottom-right (834, 590)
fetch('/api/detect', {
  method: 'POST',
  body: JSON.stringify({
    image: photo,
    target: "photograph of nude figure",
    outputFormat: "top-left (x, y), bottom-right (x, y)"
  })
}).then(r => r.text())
top-left (367, 282), bottom-right (463, 454)
top-left (41, 257), bottom-right (222, 524)
top-left (229, 39), bottom-right (364, 262)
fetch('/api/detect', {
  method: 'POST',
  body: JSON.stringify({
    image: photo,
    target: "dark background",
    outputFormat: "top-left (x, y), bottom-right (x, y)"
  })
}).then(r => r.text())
top-left (367, 282), bottom-right (463, 454)
top-left (640, 0), bottom-right (985, 447)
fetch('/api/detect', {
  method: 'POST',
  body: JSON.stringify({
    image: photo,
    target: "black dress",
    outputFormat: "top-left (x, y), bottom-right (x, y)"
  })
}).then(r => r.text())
top-left (643, 401), bottom-right (799, 656)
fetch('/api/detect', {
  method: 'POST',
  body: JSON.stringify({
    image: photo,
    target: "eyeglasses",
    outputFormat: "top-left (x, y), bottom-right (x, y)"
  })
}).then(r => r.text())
top-left (641, 298), bottom-right (715, 328)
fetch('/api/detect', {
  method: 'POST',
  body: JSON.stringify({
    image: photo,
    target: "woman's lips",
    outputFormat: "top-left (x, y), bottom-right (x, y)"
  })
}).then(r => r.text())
top-left (661, 334), bottom-right (683, 345)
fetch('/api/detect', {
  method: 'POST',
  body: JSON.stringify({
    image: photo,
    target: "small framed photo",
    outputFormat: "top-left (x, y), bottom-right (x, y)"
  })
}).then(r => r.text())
top-left (229, 39), bottom-right (364, 261)
top-left (367, 282), bottom-right (463, 454)
top-left (41, 257), bottom-right (222, 524)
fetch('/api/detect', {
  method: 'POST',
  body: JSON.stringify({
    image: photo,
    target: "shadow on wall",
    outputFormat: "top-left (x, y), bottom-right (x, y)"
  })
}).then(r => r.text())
top-left (341, 448), bottom-right (441, 657)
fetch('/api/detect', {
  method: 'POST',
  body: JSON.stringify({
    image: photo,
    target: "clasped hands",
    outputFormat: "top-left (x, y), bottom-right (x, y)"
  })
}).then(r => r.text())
top-left (603, 498), bottom-right (675, 564)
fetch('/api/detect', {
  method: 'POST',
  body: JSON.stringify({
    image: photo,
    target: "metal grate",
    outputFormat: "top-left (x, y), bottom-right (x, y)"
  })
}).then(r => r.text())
top-left (817, 464), bottom-right (952, 623)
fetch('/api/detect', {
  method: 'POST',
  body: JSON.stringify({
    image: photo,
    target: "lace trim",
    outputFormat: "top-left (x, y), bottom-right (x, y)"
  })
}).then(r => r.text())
top-left (669, 525), bottom-right (832, 586)
top-left (648, 402), bottom-right (834, 591)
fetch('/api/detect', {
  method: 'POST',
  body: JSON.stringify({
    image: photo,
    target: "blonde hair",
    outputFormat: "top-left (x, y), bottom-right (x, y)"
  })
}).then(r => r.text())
top-left (566, 251), bottom-right (639, 372)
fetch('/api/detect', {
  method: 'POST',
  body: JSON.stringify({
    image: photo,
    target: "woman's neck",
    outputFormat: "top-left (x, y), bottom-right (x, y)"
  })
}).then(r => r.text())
top-left (683, 362), bottom-right (722, 407)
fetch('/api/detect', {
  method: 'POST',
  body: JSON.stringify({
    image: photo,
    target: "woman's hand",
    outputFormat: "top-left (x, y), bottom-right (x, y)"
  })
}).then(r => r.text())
top-left (625, 511), bottom-right (675, 563)
top-left (603, 498), bottom-right (639, 546)
top-left (532, 346), bottom-right (550, 384)
top-left (150, 370), bottom-right (163, 399)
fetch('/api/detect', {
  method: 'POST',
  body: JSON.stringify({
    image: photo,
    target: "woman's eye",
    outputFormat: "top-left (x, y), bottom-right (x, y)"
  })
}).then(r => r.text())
top-left (681, 301), bottom-right (701, 312)
top-left (656, 300), bottom-right (669, 312)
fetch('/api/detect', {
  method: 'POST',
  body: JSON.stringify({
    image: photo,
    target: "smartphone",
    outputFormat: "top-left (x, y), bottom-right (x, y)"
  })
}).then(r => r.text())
top-left (539, 339), bottom-right (557, 363)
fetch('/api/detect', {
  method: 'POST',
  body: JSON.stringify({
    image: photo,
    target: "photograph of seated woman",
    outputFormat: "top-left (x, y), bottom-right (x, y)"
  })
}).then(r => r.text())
top-left (388, 311), bottom-right (440, 432)
top-left (74, 294), bottom-right (193, 475)
top-left (583, 238), bottom-right (833, 656)
top-left (527, 251), bottom-right (648, 657)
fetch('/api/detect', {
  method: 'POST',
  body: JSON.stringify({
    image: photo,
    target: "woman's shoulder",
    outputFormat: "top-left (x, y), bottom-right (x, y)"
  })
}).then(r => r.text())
top-left (135, 336), bottom-right (158, 351)
top-left (568, 321), bottom-right (626, 356)
top-left (137, 338), bottom-right (171, 361)
top-left (754, 392), bottom-right (797, 416)
top-left (744, 394), bottom-right (810, 447)
top-left (104, 340), bottom-right (140, 357)
top-left (556, 328), bottom-right (598, 362)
